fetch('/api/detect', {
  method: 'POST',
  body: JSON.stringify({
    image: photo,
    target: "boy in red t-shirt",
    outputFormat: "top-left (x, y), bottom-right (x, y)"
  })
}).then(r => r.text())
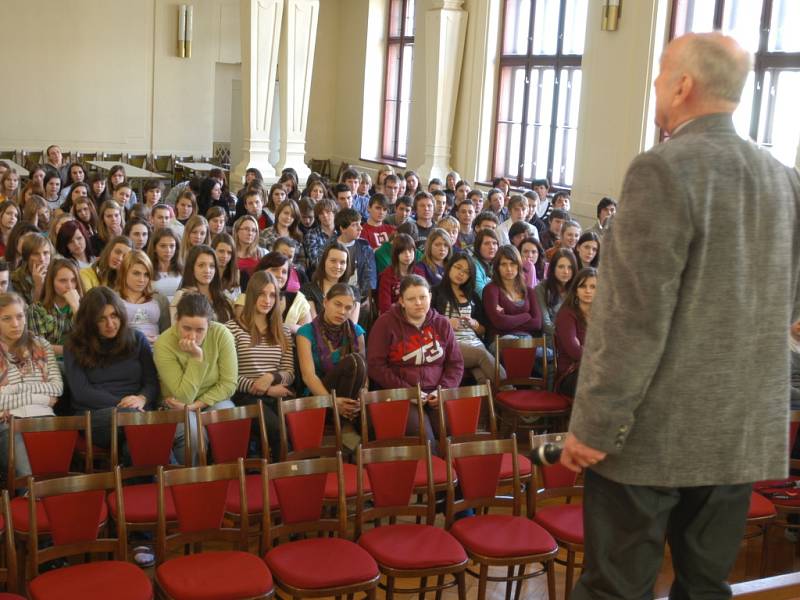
top-left (360, 194), bottom-right (396, 250)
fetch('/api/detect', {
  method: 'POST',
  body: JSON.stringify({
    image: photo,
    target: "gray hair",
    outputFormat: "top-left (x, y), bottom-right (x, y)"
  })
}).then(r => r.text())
top-left (678, 33), bottom-right (752, 103)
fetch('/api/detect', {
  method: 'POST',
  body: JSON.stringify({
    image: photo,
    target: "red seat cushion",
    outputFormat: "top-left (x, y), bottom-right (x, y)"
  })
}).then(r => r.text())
top-left (324, 463), bottom-right (370, 498)
top-left (29, 560), bottom-right (152, 600)
top-left (450, 514), bottom-right (557, 558)
top-left (226, 474), bottom-right (280, 514)
top-left (265, 537), bottom-right (378, 589)
top-left (754, 477), bottom-right (800, 507)
top-left (11, 496), bottom-right (108, 534)
top-left (495, 390), bottom-right (571, 413)
top-left (534, 504), bottom-right (584, 545)
top-left (748, 491), bottom-right (778, 518)
top-left (358, 524), bottom-right (467, 569)
top-left (414, 456), bottom-right (449, 487)
top-left (500, 453), bottom-right (532, 479)
top-left (0, 594), bottom-right (26, 599)
top-left (108, 484), bottom-right (176, 523)
top-left (157, 550), bottom-right (273, 600)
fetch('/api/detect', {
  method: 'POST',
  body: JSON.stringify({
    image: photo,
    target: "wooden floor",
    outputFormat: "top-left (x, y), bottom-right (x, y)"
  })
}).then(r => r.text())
top-left (133, 515), bottom-right (800, 600)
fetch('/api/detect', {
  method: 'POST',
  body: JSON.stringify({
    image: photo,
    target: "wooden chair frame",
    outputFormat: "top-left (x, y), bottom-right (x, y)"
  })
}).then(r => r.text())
top-left (530, 431), bottom-right (584, 600)
top-left (278, 394), bottom-right (343, 462)
top-left (27, 468), bottom-right (128, 578)
top-left (109, 407), bottom-right (192, 535)
top-left (263, 454), bottom-right (379, 599)
top-left (493, 335), bottom-right (571, 434)
top-left (356, 443), bottom-right (467, 599)
top-left (0, 489), bottom-right (19, 595)
top-left (446, 436), bottom-right (557, 600)
top-left (359, 385), bottom-right (425, 449)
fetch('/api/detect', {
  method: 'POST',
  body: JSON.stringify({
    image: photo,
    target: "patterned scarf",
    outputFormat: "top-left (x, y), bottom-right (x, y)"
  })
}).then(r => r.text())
top-left (312, 313), bottom-right (359, 373)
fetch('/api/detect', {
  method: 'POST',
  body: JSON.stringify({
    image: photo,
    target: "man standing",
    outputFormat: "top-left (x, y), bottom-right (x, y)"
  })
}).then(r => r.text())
top-left (562, 33), bottom-right (800, 598)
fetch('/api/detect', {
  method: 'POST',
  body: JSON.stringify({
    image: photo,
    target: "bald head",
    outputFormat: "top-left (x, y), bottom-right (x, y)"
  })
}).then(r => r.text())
top-left (667, 33), bottom-right (751, 103)
top-left (654, 33), bottom-right (751, 133)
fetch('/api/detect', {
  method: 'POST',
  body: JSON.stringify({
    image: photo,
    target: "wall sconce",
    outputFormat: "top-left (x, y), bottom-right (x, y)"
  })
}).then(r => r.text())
top-left (601, 0), bottom-right (621, 31)
top-left (177, 4), bottom-right (194, 58)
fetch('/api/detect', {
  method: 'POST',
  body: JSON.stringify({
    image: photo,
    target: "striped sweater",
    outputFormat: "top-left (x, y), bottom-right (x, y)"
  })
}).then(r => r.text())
top-left (225, 320), bottom-right (295, 394)
top-left (0, 337), bottom-right (63, 416)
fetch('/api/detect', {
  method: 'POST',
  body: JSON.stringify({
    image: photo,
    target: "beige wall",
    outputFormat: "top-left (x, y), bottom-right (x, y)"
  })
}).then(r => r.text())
top-left (1, 0), bottom-right (240, 157)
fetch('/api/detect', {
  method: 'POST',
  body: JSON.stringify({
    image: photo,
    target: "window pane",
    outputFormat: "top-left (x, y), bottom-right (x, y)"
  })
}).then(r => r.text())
top-left (389, 0), bottom-right (403, 37)
top-left (731, 71), bottom-right (755, 140)
top-left (671, 0), bottom-right (716, 37)
top-left (532, 0), bottom-right (560, 55)
top-left (524, 69), bottom-right (555, 181)
top-left (769, 0), bottom-right (800, 52)
top-left (404, 0), bottom-right (415, 36)
top-left (503, 0), bottom-right (531, 55)
top-left (562, 0), bottom-right (588, 55)
top-left (495, 67), bottom-right (527, 178)
top-left (553, 69), bottom-right (582, 186)
top-left (383, 44), bottom-right (401, 158)
top-left (722, 0), bottom-right (762, 54)
top-left (757, 70), bottom-right (800, 166)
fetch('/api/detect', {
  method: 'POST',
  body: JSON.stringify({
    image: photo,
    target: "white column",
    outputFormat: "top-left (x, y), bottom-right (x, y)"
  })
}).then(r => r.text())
top-left (232, 0), bottom-right (283, 186)
top-left (275, 0), bottom-right (319, 181)
top-left (414, 0), bottom-right (468, 184)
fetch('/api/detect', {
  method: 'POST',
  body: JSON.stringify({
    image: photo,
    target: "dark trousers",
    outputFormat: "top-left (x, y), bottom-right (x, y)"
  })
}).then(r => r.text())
top-left (571, 469), bottom-right (751, 600)
top-left (232, 393), bottom-right (280, 462)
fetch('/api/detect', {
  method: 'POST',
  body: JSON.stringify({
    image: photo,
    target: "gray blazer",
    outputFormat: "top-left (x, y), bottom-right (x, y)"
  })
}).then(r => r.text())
top-left (570, 113), bottom-right (800, 486)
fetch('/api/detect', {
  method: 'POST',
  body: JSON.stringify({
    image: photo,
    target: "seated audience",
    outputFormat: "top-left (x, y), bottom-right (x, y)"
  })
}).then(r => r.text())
top-left (180, 215), bottom-right (211, 264)
top-left (27, 258), bottom-right (83, 357)
top-left (336, 208), bottom-right (377, 314)
top-left (243, 252), bottom-right (311, 333)
top-left (375, 221), bottom-right (422, 274)
top-left (471, 228), bottom-right (500, 295)
top-left (413, 227), bottom-right (452, 287)
top-left (11, 234), bottom-right (52, 304)
top-left (211, 232), bottom-right (242, 302)
top-left (142, 179), bottom-right (163, 210)
top-left (0, 260), bottom-right (9, 292)
top-left (539, 208), bottom-right (568, 250)
top-left (154, 292), bottom-right (237, 464)
top-left (378, 233), bottom-right (417, 314)
top-left (5, 225), bottom-right (40, 270)
top-left (297, 283), bottom-right (366, 437)
top-left (384, 195), bottom-right (413, 227)
top-left (170, 245), bottom-right (234, 324)
top-left (272, 237), bottom-right (307, 292)
top-left (148, 228), bottom-right (183, 301)
top-left (115, 251), bottom-right (171, 344)
top-left (414, 191), bottom-right (436, 242)
top-left (259, 199), bottom-right (303, 254)
top-left (545, 219), bottom-right (582, 261)
top-left (22, 195), bottom-right (49, 231)
top-left (174, 190), bottom-right (197, 227)
top-left (226, 271), bottom-right (294, 460)
top-left (123, 217), bottom-right (152, 252)
top-left (80, 235), bottom-right (133, 292)
top-left (482, 245), bottom-right (542, 343)
top-left (554, 267), bottom-right (597, 396)
top-left (64, 287), bottom-right (159, 449)
top-left (0, 201), bottom-right (20, 257)
top-left (206, 205), bottom-right (228, 237)
top-left (55, 219), bottom-right (95, 269)
top-left (360, 194), bottom-right (395, 250)
top-left (455, 199), bottom-right (476, 248)
top-left (587, 197), bottom-right (617, 237)
top-left (487, 187), bottom-right (508, 222)
top-left (151, 203), bottom-right (184, 238)
top-left (518, 237), bottom-right (546, 288)
top-left (0, 292), bottom-right (62, 477)
top-left (303, 198), bottom-right (338, 274)
top-left (94, 199), bottom-right (125, 255)
top-left (300, 242), bottom-right (361, 323)
top-left (432, 254), bottom-right (502, 384)
top-left (233, 215), bottom-right (266, 281)
top-left (534, 248), bottom-right (577, 336)
top-left (367, 275), bottom-right (464, 447)
top-left (71, 196), bottom-right (100, 242)
top-left (575, 231), bottom-right (600, 269)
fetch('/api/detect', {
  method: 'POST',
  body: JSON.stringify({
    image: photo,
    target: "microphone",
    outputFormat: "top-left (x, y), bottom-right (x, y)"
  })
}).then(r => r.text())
top-left (530, 443), bottom-right (563, 466)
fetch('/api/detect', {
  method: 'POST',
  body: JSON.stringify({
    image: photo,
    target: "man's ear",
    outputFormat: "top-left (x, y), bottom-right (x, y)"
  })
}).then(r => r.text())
top-left (672, 74), bottom-right (695, 108)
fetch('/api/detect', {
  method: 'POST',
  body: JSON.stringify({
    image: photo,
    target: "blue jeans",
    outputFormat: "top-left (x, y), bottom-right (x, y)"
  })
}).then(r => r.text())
top-left (0, 421), bottom-right (32, 480)
top-left (173, 400), bottom-right (236, 465)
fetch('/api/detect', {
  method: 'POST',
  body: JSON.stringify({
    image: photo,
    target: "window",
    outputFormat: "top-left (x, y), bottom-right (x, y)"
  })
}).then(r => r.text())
top-left (381, 0), bottom-right (415, 163)
top-left (493, 0), bottom-right (589, 188)
top-left (671, 0), bottom-right (800, 166)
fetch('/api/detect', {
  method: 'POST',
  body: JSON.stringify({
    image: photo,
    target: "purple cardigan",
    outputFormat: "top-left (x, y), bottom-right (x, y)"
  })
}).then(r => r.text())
top-left (482, 282), bottom-right (542, 338)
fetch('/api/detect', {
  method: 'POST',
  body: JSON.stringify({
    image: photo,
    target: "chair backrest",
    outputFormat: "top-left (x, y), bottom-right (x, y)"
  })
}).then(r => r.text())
top-left (127, 154), bottom-right (148, 168)
top-left (111, 408), bottom-right (191, 477)
top-left (8, 414), bottom-right (93, 496)
top-left (0, 489), bottom-right (18, 593)
top-left (28, 468), bottom-right (126, 577)
top-left (359, 386), bottom-right (425, 448)
top-left (197, 403), bottom-right (268, 466)
top-left (356, 443), bottom-right (434, 537)
top-left (151, 155), bottom-right (173, 172)
top-left (445, 436), bottom-right (521, 523)
top-left (278, 394), bottom-right (342, 461)
top-left (156, 458), bottom-right (254, 563)
top-left (263, 455), bottom-right (347, 551)
top-left (529, 432), bottom-right (582, 506)
top-left (436, 384), bottom-right (498, 448)
top-left (494, 335), bottom-right (549, 390)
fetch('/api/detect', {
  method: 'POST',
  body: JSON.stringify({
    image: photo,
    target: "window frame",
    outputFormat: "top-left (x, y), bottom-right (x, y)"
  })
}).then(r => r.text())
top-left (669, 0), bottom-right (800, 147)
top-left (381, 0), bottom-right (415, 165)
top-left (491, 0), bottom-right (585, 190)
